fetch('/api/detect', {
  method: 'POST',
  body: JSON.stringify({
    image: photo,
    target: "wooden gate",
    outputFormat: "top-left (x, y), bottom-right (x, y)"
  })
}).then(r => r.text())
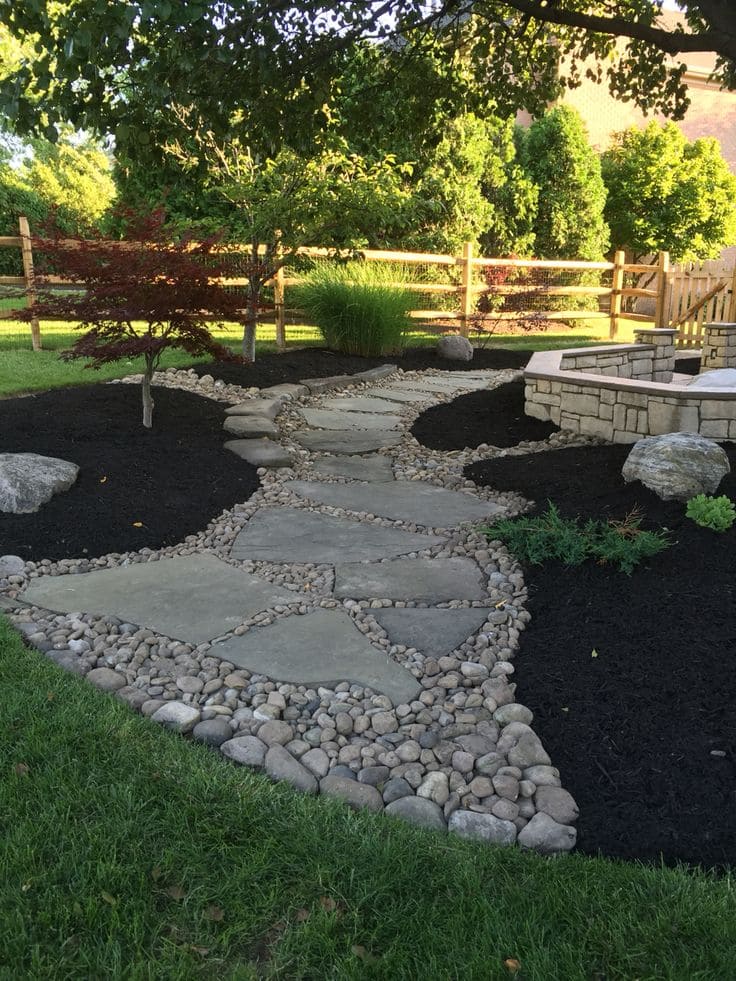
top-left (667, 259), bottom-right (736, 348)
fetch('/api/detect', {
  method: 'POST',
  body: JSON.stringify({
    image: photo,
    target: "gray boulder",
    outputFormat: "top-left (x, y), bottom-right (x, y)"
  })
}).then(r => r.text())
top-left (0, 453), bottom-right (79, 514)
top-left (622, 432), bottom-right (729, 502)
top-left (437, 334), bottom-right (473, 361)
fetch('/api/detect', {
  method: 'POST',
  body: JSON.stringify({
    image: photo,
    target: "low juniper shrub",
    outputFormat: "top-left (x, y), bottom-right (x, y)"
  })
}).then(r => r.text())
top-left (484, 502), bottom-right (670, 575)
top-left (685, 494), bottom-right (736, 532)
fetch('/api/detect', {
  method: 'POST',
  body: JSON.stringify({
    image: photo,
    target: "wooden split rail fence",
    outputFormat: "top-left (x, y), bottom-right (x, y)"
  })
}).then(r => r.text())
top-left (0, 216), bottom-right (723, 350)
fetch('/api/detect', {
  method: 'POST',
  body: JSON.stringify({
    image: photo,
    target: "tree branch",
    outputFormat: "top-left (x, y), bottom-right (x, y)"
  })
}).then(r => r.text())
top-left (475, 0), bottom-right (732, 57)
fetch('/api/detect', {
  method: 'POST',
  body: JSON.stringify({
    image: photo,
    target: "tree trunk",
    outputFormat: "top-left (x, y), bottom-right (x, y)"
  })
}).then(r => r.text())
top-left (142, 357), bottom-right (155, 428)
top-left (243, 273), bottom-right (260, 362)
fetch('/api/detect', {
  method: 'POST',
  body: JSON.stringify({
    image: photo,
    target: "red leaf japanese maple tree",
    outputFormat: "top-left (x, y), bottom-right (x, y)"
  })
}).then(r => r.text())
top-left (26, 209), bottom-right (246, 428)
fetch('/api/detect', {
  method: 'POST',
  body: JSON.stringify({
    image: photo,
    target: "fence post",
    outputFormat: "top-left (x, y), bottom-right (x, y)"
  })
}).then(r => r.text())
top-left (459, 240), bottom-right (474, 337)
top-left (19, 215), bottom-right (41, 351)
top-left (609, 249), bottom-right (625, 339)
top-left (728, 263), bottom-right (736, 322)
top-left (654, 250), bottom-right (671, 328)
top-left (273, 230), bottom-right (286, 351)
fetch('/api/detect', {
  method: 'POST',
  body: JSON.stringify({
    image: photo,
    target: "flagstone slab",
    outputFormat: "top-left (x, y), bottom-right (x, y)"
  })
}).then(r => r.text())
top-left (293, 430), bottom-right (403, 454)
top-left (225, 398), bottom-right (285, 419)
top-left (320, 396), bottom-right (405, 414)
top-left (308, 455), bottom-right (395, 482)
top-left (371, 607), bottom-right (490, 658)
top-left (212, 608), bottom-right (421, 705)
top-left (361, 387), bottom-right (435, 404)
top-left (281, 479), bottom-right (504, 527)
top-left (389, 379), bottom-right (473, 393)
top-left (224, 439), bottom-right (294, 468)
top-left (231, 507), bottom-right (445, 564)
top-left (21, 554), bottom-right (295, 645)
top-left (334, 557), bottom-right (486, 602)
top-left (223, 415), bottom-right (279, 438)
top-left (299, 408), bottom-right (403, 431)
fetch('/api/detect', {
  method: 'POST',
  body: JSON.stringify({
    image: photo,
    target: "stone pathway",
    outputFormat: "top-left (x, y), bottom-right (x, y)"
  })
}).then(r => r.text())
top-left (3, 362), bottom-right (580, 856)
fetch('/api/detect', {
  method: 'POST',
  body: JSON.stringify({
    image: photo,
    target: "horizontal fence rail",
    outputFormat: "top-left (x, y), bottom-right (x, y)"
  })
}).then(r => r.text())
top-left (0, 218), bottom-right (683, 350)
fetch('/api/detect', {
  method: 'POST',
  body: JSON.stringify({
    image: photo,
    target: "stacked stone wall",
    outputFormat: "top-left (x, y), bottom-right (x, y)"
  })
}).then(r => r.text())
top-left (525, 337), bottom-right (736, 443)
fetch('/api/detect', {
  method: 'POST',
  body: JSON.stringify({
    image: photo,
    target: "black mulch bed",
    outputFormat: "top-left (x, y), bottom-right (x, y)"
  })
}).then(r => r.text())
top-left (411, 380), bottom-right (559, 449)
top-left (191, 345), bottom-right (533, 387)
top-left (455, 438), bottom-right (736, 869)
top-left (1, 385), bottom-right (260, 562)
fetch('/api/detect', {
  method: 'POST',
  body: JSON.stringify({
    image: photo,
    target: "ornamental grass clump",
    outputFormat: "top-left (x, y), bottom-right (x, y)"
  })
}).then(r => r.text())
top-left (685, 494), bottom-right (736, 532)
top-left (296, 260), bottom-right (414, 356)
top-left (485, 502), bottom-right (670, 575)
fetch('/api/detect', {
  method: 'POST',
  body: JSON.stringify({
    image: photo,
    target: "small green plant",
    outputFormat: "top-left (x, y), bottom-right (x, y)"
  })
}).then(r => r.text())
top-left (484, 502), bottom-right (670, 575)
top-left (295, 260), bottom-right (414, 356)
top-left (685, 494), bottom-right (736, 532)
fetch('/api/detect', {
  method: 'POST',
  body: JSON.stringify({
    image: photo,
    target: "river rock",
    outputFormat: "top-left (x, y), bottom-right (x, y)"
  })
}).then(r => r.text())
top-left (319, 775), bottom-right (384, 812)
top-left (448, 810), bottom-right (517, 845)
top-left (517, 812), bottom-right (577, 854)
top-left (265, 745), bottom-right (318, 794)
top-left (385, 796), bottom-right (447, 831)
top-left (534, 786), bottom-right (579, 824)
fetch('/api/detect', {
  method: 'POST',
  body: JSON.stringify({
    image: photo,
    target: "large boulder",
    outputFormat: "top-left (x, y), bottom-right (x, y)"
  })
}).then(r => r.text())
top-left (622, 432), bottom-right (730, 502)
top-left (437, 334), bottom-right (473, 361)
top-left (688, 369), bottom-right (736, 389)
top-left (0, 453), bottom-right (79, 514)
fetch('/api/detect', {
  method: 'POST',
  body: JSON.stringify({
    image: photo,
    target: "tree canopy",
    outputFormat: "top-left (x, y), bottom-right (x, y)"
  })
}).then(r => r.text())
top-left (602, 122), bottom-right (736, 261)
top-left (0, 1), bottom-right (734, 149)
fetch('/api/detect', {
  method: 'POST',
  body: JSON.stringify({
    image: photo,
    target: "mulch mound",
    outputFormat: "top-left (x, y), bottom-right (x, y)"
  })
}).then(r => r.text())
top-left (455, 441), bottom-right (736, 870)
top-left (1, 384), bottom-right (260, 562)
top-left (410, 380), bottom-right (559, 449)
top-left (191, 345), bottom-right (533, 387)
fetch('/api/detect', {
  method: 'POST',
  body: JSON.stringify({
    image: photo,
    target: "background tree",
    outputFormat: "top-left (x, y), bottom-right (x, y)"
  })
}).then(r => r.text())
top-left (518, 106), bottom-right (609, 260)
top-left (166, 114), bottom-right (413, 359)
top-left (601, 122), bottom-right (736, 262)
top-left (0, 1), bottom-right (734, 148)
top-left (25, 211), bottom-right (244, 427)
top-left (405, 113), bottom-right (537, 256)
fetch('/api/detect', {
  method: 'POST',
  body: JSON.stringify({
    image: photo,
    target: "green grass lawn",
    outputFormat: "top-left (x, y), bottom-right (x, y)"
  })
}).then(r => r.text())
top-left (0, 317), bottom-right (651, 398)
top-left (1, 617), bottom-right (734, 980)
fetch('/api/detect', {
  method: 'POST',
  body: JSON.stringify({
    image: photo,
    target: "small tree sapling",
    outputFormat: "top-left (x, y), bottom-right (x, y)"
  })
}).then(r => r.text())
top-left (25, 209), bottom-right (245, 427)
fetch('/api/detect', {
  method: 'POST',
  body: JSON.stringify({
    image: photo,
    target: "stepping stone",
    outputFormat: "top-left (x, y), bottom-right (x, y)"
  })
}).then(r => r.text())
top-left (231, 507), bottom-right (445, 564)
top-left (212, 608), bottom-right (421, 705)
top-left (371, 608), bottom-right (490, 658)
top-left (308, 455), bottom-right (394, 482)
top-left (353, 365), bottom-right (398, 382)
top-left (282, 479), bottom-right (504, 527)
top-left (224, 438), bottom-right (293, 468)
top-left (361, 387), bottom-right (435, 404)
top-left (223, 415), bottom-right (278, 438)
top-left (321, 396), bottom-right (404, 414)
top-left (225, 398), bottom-right (285, 419)
top-left (301, 374), bottom-right (357, 394)
top-left (21, 554), bottom-right (295, 645)
top-left (391, 378), bottom-right (472, 393)
top-left (260, 383), bottom-right (309, 399)
top-left (334, 557), bottom-right (486, 602)
top-left (299, 408), bottom-right (402, 431)
top-left (293, 430), bottom-right (402, 455)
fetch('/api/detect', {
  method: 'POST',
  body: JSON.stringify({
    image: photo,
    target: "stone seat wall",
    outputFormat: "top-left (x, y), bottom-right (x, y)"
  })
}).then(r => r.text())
top-left (524, 329), bottom-right (736, 443)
